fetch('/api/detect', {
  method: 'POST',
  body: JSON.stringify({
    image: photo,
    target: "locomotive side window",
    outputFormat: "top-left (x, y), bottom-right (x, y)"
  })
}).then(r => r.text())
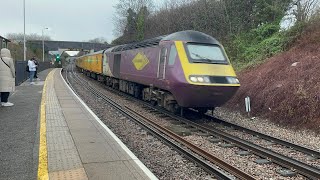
top-left (158, 47), bottom-right (167, 79)
top-left (185, 43), bottom-right (228, 64)
top-left (168, 45), bottom-right (177, 65)
top-left (160, 47), bottom-right (167, 63)
top-left (113, 54), bottom-right (121, 78)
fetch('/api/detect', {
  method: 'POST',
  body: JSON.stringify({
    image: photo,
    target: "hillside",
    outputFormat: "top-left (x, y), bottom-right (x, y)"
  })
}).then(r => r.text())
top-left (226, 23), bottom-right (320, 132)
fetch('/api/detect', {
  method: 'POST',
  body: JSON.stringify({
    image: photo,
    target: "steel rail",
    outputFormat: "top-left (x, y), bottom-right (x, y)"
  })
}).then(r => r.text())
top-left (204, 114), bottom-right (320, 158)
top-left (67, 68), bottom-right (255, 180)
top-left (149, 107), bottom-right (320, 179)
top-left (124, 106), bottom-right (255, 180)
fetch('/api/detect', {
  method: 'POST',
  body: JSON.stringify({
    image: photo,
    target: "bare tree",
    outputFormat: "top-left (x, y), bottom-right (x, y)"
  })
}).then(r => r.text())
top-left (6, 33), bottom-right (52, 42)
top-left (292, 0), bottom-right (320, 22)
top-left (113, 0), bottom-right (154, 37)
top-left (88, 37), bottom-right (108, 44)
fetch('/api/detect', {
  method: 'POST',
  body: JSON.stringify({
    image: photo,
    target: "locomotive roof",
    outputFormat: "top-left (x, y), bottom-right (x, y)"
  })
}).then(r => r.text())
top-left (111, 30), bottom-right (220, 52)
top-left (77, 50), bottom-right (105, 58)
top-left (162, 30), bottom-right (219, 44)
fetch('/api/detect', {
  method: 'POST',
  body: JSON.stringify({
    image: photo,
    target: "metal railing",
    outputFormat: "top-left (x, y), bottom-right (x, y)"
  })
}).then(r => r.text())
top-left (15, 61), bottom-right (53, 85)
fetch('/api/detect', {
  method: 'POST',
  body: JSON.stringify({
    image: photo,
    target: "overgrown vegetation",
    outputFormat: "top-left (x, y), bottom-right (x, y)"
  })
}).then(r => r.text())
top-left (226, 18), bottom-right (320, 132)
top-left (112, 0), bottom-right (319, 71)
top-left (226, 23), bottom-right (284, 70)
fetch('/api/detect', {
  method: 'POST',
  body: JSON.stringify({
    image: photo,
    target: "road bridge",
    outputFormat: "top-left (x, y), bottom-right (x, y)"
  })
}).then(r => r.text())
top-left (27, 40), bottom-right (112, 52)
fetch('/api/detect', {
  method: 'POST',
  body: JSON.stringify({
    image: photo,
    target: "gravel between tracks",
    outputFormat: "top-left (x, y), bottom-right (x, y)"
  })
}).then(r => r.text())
top-left (212, 107), bottom-right (320, 152)
top-left (68, 71), bottom-right (318, 179)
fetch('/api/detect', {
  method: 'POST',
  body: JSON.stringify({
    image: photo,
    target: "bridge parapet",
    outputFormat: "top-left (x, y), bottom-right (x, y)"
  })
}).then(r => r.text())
top-left (28, 40), bottom-right (112, 51)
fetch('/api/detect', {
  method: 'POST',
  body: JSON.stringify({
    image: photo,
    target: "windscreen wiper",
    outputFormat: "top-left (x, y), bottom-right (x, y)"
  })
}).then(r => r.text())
top-left (191, 53), bottom-right (213, 62)
top-left (191, 53), bottom-right (228, 64)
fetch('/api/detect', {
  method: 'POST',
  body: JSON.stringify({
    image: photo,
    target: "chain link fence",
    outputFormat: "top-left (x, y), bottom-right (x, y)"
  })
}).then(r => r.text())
top-left (15, 61), bottom-right (53, 86)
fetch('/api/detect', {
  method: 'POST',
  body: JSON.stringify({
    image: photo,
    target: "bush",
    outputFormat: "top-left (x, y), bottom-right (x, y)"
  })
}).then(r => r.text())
top-left (226, 22), bottom-right (304, 71)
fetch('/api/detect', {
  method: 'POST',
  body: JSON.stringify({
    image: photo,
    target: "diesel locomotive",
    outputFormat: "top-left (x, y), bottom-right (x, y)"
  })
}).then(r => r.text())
top-left (76, 30), bottom-right (240, 114)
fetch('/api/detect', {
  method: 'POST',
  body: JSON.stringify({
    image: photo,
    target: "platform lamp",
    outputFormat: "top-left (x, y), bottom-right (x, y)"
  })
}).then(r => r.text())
top-left (42, 27), bottom-right (49, 62)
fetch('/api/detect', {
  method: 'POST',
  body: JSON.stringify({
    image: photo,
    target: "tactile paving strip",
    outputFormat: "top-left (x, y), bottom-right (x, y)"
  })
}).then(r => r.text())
top-left (48, 149), bottom-right (82, 172)
top-left (46, 113), bottom-right (65, 121)
top-left (46, 126), bottom-right (69, 132)
top-left (49, 168), bottom-right (88, 180)
top-left (47, 131), bottom-right (74, 145)
top-left (46, 118), bottom-right (68, 128)
top-left (45, 70), bottom-right (88, 179)
top-left (47, 131), bottom-right (76, 152)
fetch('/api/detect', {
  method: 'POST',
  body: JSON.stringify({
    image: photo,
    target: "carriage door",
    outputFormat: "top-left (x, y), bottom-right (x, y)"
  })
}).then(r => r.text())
top-left (113, 54), bottom-right (121, 78)
top-left (157, 47), bottom-right (167, 79)
top-left (102, 53), bottom-right (107, 74)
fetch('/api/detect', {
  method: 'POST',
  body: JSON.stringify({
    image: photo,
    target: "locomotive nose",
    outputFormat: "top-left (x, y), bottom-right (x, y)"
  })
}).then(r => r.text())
top-left (171, 82), bottom-right (239, 108)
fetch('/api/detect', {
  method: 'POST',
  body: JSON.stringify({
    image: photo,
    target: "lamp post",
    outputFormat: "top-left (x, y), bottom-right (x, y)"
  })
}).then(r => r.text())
top-left (42, 27), bottom-right (48, 62)
top-left (23, 0), bottom-right (26, 61)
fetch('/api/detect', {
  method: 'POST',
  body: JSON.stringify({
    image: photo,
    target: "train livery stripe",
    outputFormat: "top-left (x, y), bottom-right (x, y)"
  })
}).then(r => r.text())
top-left (175, 41), bottom-right (240, 87)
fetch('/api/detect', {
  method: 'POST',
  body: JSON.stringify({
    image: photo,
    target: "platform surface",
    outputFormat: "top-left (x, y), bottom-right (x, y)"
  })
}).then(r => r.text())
top-left (0, 69), bottom-right (52, 180)
top-left (0, 68), bottom-right (157, 180)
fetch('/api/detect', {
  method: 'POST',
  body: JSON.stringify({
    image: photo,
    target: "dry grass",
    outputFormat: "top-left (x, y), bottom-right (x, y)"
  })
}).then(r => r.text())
top-left (226, 22), bottom-right (320, 132)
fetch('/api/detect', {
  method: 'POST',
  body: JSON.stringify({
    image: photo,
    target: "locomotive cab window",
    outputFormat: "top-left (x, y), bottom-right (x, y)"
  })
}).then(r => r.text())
top-left (185, 43), bottom-right (228, 64)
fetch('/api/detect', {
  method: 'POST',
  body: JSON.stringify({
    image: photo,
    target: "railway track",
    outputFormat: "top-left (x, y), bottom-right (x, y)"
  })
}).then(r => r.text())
top-left (198, 114), bottom-right (320, 159)
top-left (65, 66), bottom-right (255, 180)
top-left (67, 66), bottom-right (320, 179)
top-left (142, 105), bottom-right (320, 179)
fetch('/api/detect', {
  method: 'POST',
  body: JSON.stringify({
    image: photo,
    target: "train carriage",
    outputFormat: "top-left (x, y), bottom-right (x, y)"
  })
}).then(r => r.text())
top-left (76, 30), bottom-right (240, 114)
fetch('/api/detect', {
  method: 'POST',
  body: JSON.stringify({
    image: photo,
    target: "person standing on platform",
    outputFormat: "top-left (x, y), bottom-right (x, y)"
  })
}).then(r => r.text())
top-left (28, 57), bottom-right (37, 85)
top-left (33, 58), bottom-right (39, 80)
top-left (0, 48), bottom-right (15, 107)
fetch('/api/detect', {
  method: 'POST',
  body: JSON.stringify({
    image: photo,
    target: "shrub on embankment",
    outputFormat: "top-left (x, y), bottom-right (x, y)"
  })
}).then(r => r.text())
top-left (225, 23), bottom-right (289, 71)
top-left (226, 21), bottom-right (320, 132)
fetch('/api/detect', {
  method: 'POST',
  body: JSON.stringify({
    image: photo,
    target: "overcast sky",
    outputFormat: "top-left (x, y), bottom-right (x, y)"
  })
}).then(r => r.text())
top-left (0, 0), bottom-right (120, 43)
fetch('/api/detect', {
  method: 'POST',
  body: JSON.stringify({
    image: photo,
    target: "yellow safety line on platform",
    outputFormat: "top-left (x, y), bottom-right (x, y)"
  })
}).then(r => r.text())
top-left (37, 69), bottom-right (54, 180)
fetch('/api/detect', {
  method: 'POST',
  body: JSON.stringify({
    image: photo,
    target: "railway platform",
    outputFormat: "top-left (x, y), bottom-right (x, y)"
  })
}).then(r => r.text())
top-left (0, 68), bottom-right (157, 180)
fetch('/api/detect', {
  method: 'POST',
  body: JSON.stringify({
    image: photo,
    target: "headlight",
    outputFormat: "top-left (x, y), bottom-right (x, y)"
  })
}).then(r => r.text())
top-left (197, 77), bottom-right (204, 82)
top-left (203, 77), bottom-right (210, 83)
top-left (226, 77), bottom-right (240, 84)
top-left (190, 76), bottom-right (197, 82)
top-left (189, 75), bottom-right (210, 83)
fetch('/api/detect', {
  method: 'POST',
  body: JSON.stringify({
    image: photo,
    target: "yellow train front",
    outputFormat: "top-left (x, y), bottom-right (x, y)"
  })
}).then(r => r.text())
top-left (76, 30), bottom-right (240, 114)
top-left (157, 31), bottom-right (240, 113)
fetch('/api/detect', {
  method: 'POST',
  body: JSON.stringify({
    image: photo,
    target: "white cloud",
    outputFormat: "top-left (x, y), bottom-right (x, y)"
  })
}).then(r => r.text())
top-left (0, 0), bottom-right (118, 42)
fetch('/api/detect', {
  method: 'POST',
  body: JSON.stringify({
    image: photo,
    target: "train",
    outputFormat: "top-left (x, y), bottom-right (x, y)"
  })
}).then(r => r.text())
top-left (75, 30), bottom-right (240, 114)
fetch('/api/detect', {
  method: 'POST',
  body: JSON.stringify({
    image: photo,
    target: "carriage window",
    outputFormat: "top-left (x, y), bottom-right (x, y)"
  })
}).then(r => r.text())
top-left (168, 45), bottom-right (177, 65)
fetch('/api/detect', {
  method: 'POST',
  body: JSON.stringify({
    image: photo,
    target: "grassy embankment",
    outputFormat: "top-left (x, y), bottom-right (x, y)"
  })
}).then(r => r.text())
top-left (225, 18), bottom-right (320, 132)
